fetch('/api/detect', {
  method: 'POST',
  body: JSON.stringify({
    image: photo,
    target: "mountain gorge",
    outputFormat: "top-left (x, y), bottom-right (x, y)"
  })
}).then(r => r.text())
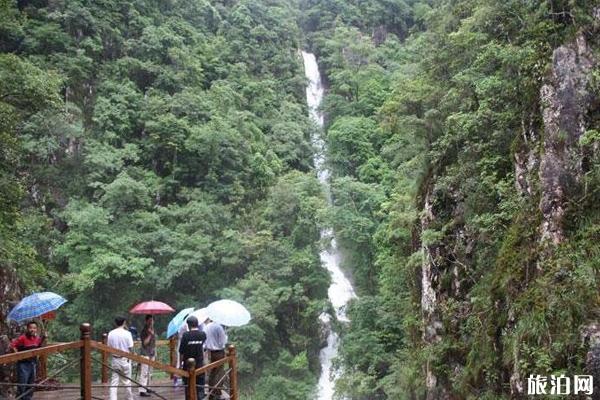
top-left (301, 1), bottom-right (600, 399)
top-left (1, 0), bottom-right (600, 399)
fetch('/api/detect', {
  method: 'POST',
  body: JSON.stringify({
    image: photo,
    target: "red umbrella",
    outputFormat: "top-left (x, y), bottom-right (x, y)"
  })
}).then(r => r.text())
top-left (130, 301), bottom-right (174, 315)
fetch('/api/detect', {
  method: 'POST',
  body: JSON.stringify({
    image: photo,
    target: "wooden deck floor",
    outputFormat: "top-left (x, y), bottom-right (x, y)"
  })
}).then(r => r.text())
top-left (32, 380), bottom-right (195, 399)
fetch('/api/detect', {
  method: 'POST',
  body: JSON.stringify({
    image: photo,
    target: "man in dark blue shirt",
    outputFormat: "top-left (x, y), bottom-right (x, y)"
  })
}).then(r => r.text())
top-left (179, 316), bottom-right (207, 400)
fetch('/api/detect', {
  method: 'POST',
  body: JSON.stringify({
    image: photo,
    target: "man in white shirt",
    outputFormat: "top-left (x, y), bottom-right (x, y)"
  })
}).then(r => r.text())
top-left (107, 316), bottom-right (134, 400)
top-left (204, 320), bottom-right (227, 400)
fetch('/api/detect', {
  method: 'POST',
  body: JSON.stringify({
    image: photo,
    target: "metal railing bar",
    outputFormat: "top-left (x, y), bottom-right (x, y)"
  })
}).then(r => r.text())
top-left (206, 367), bottom-right (232, 399)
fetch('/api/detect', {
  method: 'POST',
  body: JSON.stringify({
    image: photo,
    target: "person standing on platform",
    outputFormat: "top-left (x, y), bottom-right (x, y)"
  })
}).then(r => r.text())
top-left (107, 316), bottom-right (134, 400)
top-left (9, 321), bottom-right (45, 400)
top-left (204, 319), bottom-right (227, 400)
top-left (174, 319), bottom-right (189, 387)
top-left (139, 315), bottom-right (156, 397)
top-left (198, 318), bottom-right (209, 368)
top-left (179, 316), bottom-right (207, 400)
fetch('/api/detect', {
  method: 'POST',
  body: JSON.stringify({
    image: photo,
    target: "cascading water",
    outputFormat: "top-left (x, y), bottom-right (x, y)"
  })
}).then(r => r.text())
top-left (302, 51), bottom-right (357, 399)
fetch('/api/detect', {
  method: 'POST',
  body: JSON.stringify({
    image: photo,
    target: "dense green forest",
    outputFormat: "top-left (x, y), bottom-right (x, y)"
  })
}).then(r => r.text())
top-left (0, 0), bottom-right (330, 397)
top-left (1, 0), bottom-right (600, 399)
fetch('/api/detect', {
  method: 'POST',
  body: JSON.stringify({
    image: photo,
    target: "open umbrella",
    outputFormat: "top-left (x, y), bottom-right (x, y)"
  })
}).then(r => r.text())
top-left (166, 307), bottom-right (194, 338)
top-left (130, 300), bottom-right (174, 315)
top-left (189, 308), bottom-right (210, 324)
top-left (8, 292), bottom-right (67, 323)
top-left (206, 300), bottom-right (251, 327)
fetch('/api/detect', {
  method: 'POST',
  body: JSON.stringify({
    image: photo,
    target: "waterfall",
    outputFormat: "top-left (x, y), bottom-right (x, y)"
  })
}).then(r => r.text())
top-left (302, 51), bottom-right (357, 400)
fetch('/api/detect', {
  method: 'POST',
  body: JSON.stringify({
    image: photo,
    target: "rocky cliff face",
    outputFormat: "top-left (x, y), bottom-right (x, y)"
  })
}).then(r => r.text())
top-left (421, 184), bottom-right (470, 400)
top-left (538, 30), bottom-right (596, 246)
top-left (422, 11), bottom-right (599, 399)
top-left (508, 24), bottom-right (599, 395)
top-left (0, 267), bottom-right (21, 397)
top-left (0, 267), bottom-right (21, 335)
top-left (420, 188), bottom-right (446, 400)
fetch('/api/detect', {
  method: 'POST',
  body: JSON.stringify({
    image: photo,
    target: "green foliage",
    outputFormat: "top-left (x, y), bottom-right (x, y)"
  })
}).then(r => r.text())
top-left (327, 116), bottom-right (378, 177)
top-left (3, 0), bottom-right (600, 397)
top-left (0, 43), bottom-right (62, 286)
top-left (248, 350), bottom-right (316, 400)
top-left (1, 0), bottom-right (326, 396)
top-left (306, 0), bottom-right (600, 398)
top-left (329, 177), bottom-right (385, 294)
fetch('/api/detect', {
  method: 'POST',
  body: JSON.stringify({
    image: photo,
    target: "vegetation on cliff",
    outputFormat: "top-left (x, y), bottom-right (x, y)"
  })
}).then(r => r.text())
top-left (302, 0), bottom-right (600, 398)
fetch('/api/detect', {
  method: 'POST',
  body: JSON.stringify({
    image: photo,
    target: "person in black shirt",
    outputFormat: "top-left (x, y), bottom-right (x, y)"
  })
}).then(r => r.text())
top-left (179, 316), bottom-right (207, 400)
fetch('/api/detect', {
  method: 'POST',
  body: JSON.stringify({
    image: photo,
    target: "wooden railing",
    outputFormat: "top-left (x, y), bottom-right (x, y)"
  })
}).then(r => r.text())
top-left (99, 334), bottom-right (179, 383)
top-left (0, 323), bottom-right (239, 400)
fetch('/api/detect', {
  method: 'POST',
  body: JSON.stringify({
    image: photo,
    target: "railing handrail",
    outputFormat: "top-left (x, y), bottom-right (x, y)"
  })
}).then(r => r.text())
top-left (0, 323), bottom-right (239, 400)
top-left (194, 355), bottom-right (233, 375)
top-left (133, 339), bottom-right (172, 346)
top-left (91, 341), bottom-right (188, 378)
top-left (0, 341), bottom-right (83, 365)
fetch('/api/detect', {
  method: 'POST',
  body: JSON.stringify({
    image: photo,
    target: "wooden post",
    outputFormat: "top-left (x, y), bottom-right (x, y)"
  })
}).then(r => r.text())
top-left (39, 354), bottom-right (48, 381)
top-left (101, 333), bottom-right (109, 383)
top-left (39, 319), bottom-right (48, 380)
top-left (80, 323), bottom-right (92, 400)
top-left (186, 358), bottom-right (197, 400)
top-left (227, 345), bottom-right (238, 400)
top-left (169, 335), bottom-right (177, 378)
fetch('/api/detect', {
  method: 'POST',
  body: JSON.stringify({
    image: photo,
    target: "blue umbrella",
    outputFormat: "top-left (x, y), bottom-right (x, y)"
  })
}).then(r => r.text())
top-left (8, 292), bottom-right (67, 323)
top-left (166, 307), bottom-right (194, 338)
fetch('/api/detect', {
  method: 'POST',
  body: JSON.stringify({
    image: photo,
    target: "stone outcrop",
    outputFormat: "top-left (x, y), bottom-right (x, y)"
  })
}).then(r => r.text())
top-left (511, 19), bottom-right (598, 397)
top-left (421, 184), bottom-right (469, 400)
top-left (538, 30), bottom-right (596, 245)
top-left (0, 267), bottom-right (21, 334)
top-left (514, 116), bottom-right (539, 197)
top-left (0, 267), bottom-right (21, 397)
top-left (420, 188), bottom-right (446, 400)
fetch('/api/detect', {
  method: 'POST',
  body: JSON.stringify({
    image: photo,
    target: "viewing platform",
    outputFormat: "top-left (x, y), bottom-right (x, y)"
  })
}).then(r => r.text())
top-left (33, 379), bottom-right (199, 399)
top-left (0, 323), bottom-right (238, 400)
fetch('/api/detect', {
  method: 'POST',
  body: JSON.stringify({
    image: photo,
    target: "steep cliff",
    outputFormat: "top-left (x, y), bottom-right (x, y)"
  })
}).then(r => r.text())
top-left (0, 267), bottom-right (21, 397)
top-left (538, 29), bottom-right (596, 246)
top-left (421, 10), bottom-right (599, 398)
top-left (0, 267), bottom-right (21, 335)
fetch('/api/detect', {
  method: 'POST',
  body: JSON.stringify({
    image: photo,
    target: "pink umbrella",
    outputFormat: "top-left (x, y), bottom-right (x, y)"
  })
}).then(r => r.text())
top-left (130, 300), bottom-right (174, 315)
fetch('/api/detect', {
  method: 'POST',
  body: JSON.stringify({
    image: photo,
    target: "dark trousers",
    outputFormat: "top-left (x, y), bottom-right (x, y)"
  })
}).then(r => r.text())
top-left (16, 361), bottom-right (36, 400)
top-left (208, 350), bottom-right (225, 400)
top-left (183, 373), bottom-right (205, 400)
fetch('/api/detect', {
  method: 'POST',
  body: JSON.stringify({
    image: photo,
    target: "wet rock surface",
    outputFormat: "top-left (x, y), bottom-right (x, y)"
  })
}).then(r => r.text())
top-left (0, 267), bottom-right (21, 398)
top-left (538, 30), bottom-right (596, 245)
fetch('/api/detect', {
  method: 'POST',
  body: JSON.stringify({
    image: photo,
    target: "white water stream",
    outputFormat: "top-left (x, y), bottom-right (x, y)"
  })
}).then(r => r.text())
top-left (302, 51), bottom-right (358, 400)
